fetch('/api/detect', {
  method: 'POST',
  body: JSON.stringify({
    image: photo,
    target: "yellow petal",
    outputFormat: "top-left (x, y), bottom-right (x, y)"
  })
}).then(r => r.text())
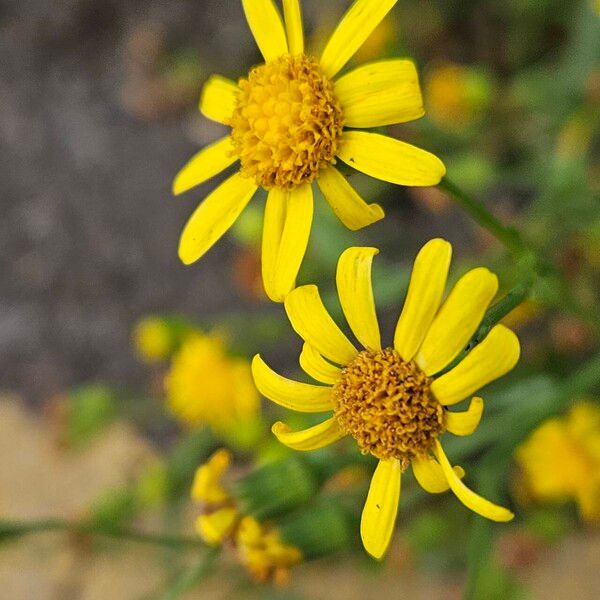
top-left (394, 239), bottom-right (452, 361)
top-left (200, 75), bottom-right (239, 124)
top-left (416, 268), bottom-right (499, 375)
top-left (360, 458), bottom-right (401, 560)
top-left (285, 285), bottom-right (358, 365)
top-left (334, 59), bottom-right (424, 128)
top-left (336, 247), bottom-right (381, 350)
top-left (320, 0), bottom-right (399, 79)
top-left (434, 440), bottom-right (514, 522)
top-left (178, 173), bottom-right (257, 265)
top-left (241, 0), bottom-right (288, 62)
top-left (431, 325), bottom-right (520, 406)
top-left (172, 137), bottom-right (237, 196)
top-left (299, 343), bottom-right (341, 385)
top-left (262, 185), bottom-right (313, 303)
top-left (282, 0), bottom-right (304, 55)
top-left (337, 131), bottom-right (446, 187)
top-left (251, 355), bottom-right (333, 413)
top-left (272, 418), bottom-right (345, 451)
top-left (445, 397), bottom-right (484, 436)
top-left (317, 166), bottom-right (384, 231)
top-left (196, 508), bottom-right (238, 546)
top-left (262, 188), bottom-right (286, 303)
top-left (411, 456), bottom-right (465, 494)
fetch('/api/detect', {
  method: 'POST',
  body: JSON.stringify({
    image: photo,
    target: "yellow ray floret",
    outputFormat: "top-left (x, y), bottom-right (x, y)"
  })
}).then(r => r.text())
top-left (445, 397), bottom-right (484, 436)
top-left (334, 59), bottom-right (424, 128)
top-left (416, 267), bottom-right (498, 375)
top-left (412, 455), bottom-right (465, 494)
top-left (252, 355), bottom-right (333, 413)
top-left (241, 0), bottom-right (288, 61)
top-left (199, 75), bottom-right (239, 124)
top-left (431, 325), bottom-right (520, 406)
top-left (360, 458), bottom-right (402, 559)
top-left (336, 247), bottom-right (381, 351)
top-left (394, 238), bottom-right (452, 361)
top-left (320, 0), bottom-right (399, 78)
top-left (434, 440), bottom-right (514, 522)
top-left (285, 285), bottom-right (358, 365)
top-left (299, 343), bottom-right (341, 385)
top-left (272, 418), bottom-right (346, 451)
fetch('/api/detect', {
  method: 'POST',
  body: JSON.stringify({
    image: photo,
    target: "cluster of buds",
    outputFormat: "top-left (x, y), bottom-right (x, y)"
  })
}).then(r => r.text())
top-left (192, 449), bottom-right (302, 585)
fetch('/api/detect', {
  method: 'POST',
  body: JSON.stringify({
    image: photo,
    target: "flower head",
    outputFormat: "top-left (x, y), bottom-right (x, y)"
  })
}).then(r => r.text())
top-left (252, 239), bottom-right (521, 559)
top-left (166, 333), bottom-right (259, 437)
top-left (516, 401), bottom-right (600, 522)
top-left (133, 317), bottom-right (174, 363)
top-left (191, 449), bottom-right (302, 584)
top-left (173, 0), bottom-right (445, 302)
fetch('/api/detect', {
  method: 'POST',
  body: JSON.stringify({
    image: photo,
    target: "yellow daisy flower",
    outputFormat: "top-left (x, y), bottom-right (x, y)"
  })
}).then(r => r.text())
top-left (252, 239), bottom-right (521, 559)
top-left (166, 333), bottom-right (259, 437)
top-left (516, 401), bottom-right (600, 522)
top-left (174, 0), bottom-right (445, 302)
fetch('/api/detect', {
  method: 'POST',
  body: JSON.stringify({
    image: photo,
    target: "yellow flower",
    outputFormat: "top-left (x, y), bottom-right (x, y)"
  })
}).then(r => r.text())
top-left (166, 333), bottom-right (259, 435)
top-left (133, 317), bottom-right (173, 363)
top-left (236, 516), bottom-right (303, 586)
top-left (425, 63), bottom-right (492, 128)
top-left (191, 448), bottom-right (232, 504)
top-left (173, 0), bottom-right (445, 302)
top-left (192, 449), bottom-right (238, 545)
top-left (191, 450), bottom-right (302, 583)
top-left (516, 401), bottom-right (600, 522)
top-left (252, 239), bottom-right (521, 559)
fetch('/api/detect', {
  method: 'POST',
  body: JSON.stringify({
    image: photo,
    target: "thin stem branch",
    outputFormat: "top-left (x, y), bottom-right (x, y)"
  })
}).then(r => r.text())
top-left (439, 177), bottom-right (529, 257)
top-left (0, 518), bottom-right (206, 549)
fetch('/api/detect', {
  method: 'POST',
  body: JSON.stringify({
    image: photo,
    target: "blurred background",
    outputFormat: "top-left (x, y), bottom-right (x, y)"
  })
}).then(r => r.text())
top-left (1, 0), bottom-right (599, 598)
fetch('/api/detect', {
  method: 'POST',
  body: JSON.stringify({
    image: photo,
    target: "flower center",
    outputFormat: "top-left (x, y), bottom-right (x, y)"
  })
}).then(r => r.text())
top-left (230, 54), bottom-right (344, 190)
top-left (333, 348), bottom-right (445, 466)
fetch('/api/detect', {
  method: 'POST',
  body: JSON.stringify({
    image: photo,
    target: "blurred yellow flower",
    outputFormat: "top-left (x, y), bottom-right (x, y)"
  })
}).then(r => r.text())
top-left (133, 317), bottom-right (173, 363)
top-left (173, 0), bottom-right (445, 302)
top-left (166, 333), bottom-right (259, 437)
top-left (253, 239), bottom-right (520, 559)
top-left (354, 17), bottom-right (395, 63)
top-left (236, 516), bottom-right (303, 586)
top-left (191, 449), bottom-right (302, 584)
top-left (516, 401), bottom-right (600, 522)
top-left (425, 63), bottom-right (492, 128)
top-left (191, 448), bottom-right (232, 504)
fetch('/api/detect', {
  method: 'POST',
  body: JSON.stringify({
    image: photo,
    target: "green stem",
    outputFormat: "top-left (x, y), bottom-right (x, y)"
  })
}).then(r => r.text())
top-left (0, 518), bottom-right (205, 549)
top-left (440, 177), bottom-right (598, 334)
top-left (439, 177), bottom-right (529, 257)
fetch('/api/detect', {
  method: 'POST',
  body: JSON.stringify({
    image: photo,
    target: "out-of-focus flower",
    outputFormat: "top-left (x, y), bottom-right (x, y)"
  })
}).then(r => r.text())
top-left (191, 450), bottom-right (302, 584)
top-left (173, 0), bottom-right (445, 302)
top-left (354, 17), bottom-right (395, 63)
top-left (133, 317), bottom-right (174, 363)
top-left (236, 516), bottom-right (303, 586)
top-left (516, 401), bottom-right (600, 522)
top-left (253, 239), bottom-right (520, 559)
top-left (425, 63), bottom-right (493, 128)
top-left (166, 334), bottom-right (260, 441)
top-left (192, 448), bottom-right (232, 504)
